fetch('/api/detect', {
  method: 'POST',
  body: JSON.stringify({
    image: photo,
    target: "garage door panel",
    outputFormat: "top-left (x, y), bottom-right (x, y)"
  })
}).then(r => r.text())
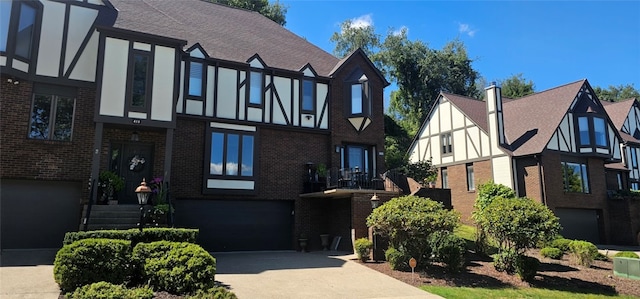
top-left (555, 208), bottom-right (600, 244)
top-left (174, 200), bottom-right (293, 252)
top-left (1, 180), bottom-right (81, 249)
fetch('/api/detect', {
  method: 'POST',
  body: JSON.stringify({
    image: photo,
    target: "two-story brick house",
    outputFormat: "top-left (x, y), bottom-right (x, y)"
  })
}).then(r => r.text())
top-left (0, 0), bottom-right (394, 252)
top-left (408, 80), bottom-right (640, 245)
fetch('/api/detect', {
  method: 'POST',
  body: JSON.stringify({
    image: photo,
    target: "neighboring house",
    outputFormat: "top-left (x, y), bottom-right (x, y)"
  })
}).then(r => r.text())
top-left (408, 79), bottom-right (640, 245)
top-left (0, 0), bottom-right (395, 252)
top-left (603, 98), bottom-right (640, 190)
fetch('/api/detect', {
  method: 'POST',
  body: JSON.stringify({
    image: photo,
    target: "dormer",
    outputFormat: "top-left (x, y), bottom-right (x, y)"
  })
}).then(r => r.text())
top-left (345, 67), bottom-right (372, 132)
top-left (94, 26), bottom-right (186, 128)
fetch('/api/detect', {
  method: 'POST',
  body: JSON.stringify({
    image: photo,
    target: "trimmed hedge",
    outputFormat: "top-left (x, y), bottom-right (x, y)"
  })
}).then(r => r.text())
top-left (493, 249), bottom-right (518, 274)
top-left (54, 239), bottom-right (132, 292)
top-left (613, 251), bottom-right (640, 259)
top-left (354, 238), bottom-right (373, 262)
top-left (68, 282), bottom-right (153, 299)
top-left (132, 241), bottom-right (216, 294)
top-left (569, 240), bottom-right (599, 267)
top-left (540, 247), bottom-right (564, 259)
top-left (385, 247), bottom-right (411, 271)
top-left (63, 228), bottom-right (198, 245)
top-left (551, 238), bottom-right (572, 253)
top-left (188, 287), bottom-right (239, 299)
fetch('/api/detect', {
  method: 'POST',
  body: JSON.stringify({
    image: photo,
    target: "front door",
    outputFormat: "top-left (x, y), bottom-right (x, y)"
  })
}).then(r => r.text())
top-left (109, 142), bottom-right (154, 204)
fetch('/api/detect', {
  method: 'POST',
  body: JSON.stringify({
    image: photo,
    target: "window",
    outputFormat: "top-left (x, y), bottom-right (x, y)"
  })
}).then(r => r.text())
top-left (632, 182), bottom-right (639, 191)
top-left (209, 131), bottom-right (254, 177)
top-left (302, 79), bottom-right (314, 112)
top-left (351, 83), bottom-right (362, 114)
top-left (249, 71), bottom-right (262, 105)
top-left (29, 94), bottom-right (76, 141)
top-left (441, 167), bottom-right (449, 189)
top-left (15, 2), bottom-right (36, 59)
top-left (466, 163), bottom-right (475, 191)
top-left (188, 61), bottom-right (203, 97)
top-left (632, 149), bottom-right (638, 168)
top-left (577, 116), bottom-right (608, 148)
top-left (0, 1), bottom-right (11, 52)
top-left (131, 53), bottom-right (149, 108)
top-left (441, 133), bottom-right (452, 154)
top-left (617, 173), bottom-right (623, 190)
top-left (562, 161), bottom-right (589, 193)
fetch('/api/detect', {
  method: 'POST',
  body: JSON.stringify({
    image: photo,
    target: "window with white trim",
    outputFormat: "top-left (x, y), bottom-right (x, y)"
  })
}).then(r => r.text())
top-left (466, 163), bottom-right (475, 191)
top-left (249, 71), bottom-right (263, 105)
top-left (302, 79), bottom-right (314, 112)
top-left (441, 167), bottom-right (449, 188)
top-left (441, 133), bottom-right (452, 154)
top-left (188, 61), bottom-right (203, 97)
top-left (209, 131), bottom-right (255, 177)
top-left (577, 115), bottom-right (608, 148)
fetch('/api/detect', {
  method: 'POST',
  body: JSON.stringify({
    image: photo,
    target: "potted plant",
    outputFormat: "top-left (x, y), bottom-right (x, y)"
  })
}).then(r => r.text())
top-left (298, 233), bottom-right (308, 252)
top-left (98, 170), bottom-right (125, 205)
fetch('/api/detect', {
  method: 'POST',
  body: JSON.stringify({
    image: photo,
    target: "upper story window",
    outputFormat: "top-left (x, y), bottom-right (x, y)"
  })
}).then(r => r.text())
top-left (562, 161), bottom-right (590, 193)
top-left (209, 131), bottom-right (255, 177)
top-left (441, 167), bottom-right (449, 188)
top-left (466, 163), bottom-right (475, 191)
top-left (351, 83), bottom-right (363, 114)
top-left (249, 71), bottom-right (263, 106)
top-left (345, 70), bottom-right (371, 117)
top-left (15, 2), bottom-right (36, 59)
top-left (0, 1), bottom-right (11, 52)
top-left (441, 133), bottom-right (452, 154)
top-left (28, 86), bottom-right (76, 141)
top-left (302, 79), bottom-right (315, 112)
top-left (188, 61), bottom-right (203, 97)
top-left (130, 52), bottom-right (150, 109)
top-left (577, 115), bottom-right (608, 148)
top-left (632, 149), bottom-right (638, 168)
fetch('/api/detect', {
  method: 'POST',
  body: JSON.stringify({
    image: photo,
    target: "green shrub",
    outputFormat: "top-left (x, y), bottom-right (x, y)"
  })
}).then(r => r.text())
top-left (68, 282), bottom-right (153, 299)
top-left (472, 182), bottom-right (516, 254)
top-left (385, 247), bottom-right (410, 271)
top-left (594, 252), bottom-right (609, 261)
top-left (132, 241), bottom-right (216, 294)
top-left (428, 231), bottom-right (466, 272)
top-left (354, 238), bottom-right (373, 262)
top-left (63, 228), bottom-right (198, 245)
top-left (550, 238), bottom-right (572, 253)
top-left (188, 287), bottom-right (238, 299)
top-left (540, 247), bottom-right (563, 260)
top-left (367, 195), bottom-right (460, 267)
top-left (613, 251), bottom-right (640, 259)
top-left (493, 249), bottom-right (518, 274)
top-left (568, 240), bottom-right (598, 267)
top-left (54, 239), bottom-right (131, 292)
top-left (516, 255), bottom-right (539, 282)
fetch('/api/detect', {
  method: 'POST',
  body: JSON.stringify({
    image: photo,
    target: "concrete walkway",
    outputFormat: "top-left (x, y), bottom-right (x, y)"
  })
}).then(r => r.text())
top-left (214, 251), bottom-right (441, 299)
top-left (0, 249), bottom-right (59, 299)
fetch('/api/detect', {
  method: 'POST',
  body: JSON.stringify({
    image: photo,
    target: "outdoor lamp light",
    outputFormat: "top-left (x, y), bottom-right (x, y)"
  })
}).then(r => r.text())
top-left (135, 178), bottom-right (152, 231)
top-left (370, 193), bottom-right (380, 209)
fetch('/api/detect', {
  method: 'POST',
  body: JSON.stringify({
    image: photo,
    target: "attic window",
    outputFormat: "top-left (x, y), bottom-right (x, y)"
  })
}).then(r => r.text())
top-left (188, 61), bottom-right (203, 97)
top-left (302, 79), bottom-right (314, 112)
top-left (249, 71), bottom-right (263, 106)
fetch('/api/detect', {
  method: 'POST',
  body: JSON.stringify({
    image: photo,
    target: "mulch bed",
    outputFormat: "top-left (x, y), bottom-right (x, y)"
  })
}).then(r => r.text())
top-left (361, 249), bottom-right (640, 297)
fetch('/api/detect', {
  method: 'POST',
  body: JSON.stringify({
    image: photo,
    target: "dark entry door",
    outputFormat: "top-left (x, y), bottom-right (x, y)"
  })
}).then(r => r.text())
top-left (110, 142), bottom-right (154, 204)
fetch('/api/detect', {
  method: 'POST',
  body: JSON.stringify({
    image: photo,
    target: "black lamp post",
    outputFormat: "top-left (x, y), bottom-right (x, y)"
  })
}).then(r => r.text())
top-left (370, 193), bottom-right (380, 261)
top-left (135, 178), bottom-right (151, 232)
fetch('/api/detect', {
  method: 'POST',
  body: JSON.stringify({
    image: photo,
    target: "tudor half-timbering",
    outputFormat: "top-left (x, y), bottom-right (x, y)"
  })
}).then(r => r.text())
top-left (1, 0), bottom-right (393, 252)
top-left (408, 79), bottom-right (640, 245)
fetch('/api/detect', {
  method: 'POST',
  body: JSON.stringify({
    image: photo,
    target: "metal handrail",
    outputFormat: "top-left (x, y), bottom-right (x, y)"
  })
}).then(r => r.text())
top-left (82, 178), bottom-right (96, 231)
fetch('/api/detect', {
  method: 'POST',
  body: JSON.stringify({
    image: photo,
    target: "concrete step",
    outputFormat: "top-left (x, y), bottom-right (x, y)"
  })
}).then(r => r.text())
top-left (84, 223), bottom-right (140, 231)
top-left (79, 204), bottom-right (151, 231)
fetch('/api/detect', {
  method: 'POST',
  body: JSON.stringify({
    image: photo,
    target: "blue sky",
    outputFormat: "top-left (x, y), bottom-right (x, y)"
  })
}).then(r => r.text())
top-left (281, 1), bottom-right (640, 108)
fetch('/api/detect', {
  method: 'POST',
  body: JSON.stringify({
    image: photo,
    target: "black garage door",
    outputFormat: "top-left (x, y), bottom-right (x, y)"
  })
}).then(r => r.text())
top-left (555, 208), bottom-right (600, 244)
top-left (174, 200), bottom-right (293, 252)
top-left (1, 180), bottom-right (81, 249)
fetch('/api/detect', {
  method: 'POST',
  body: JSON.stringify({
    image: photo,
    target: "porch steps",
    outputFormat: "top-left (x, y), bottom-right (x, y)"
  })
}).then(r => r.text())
top-left (79, 204), bottom-right (143, 231)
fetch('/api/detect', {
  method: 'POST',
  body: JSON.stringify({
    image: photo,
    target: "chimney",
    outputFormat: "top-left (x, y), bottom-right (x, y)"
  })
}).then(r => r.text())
top-left (485, 82), bottom-right (506, 148)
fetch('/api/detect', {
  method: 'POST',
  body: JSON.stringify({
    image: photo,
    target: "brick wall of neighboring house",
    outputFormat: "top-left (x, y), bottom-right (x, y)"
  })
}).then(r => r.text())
top-left (329, 54), bottom-right (386, 177)
top-left (608, 197), bottom-right (640, 245)
top-left (445, 159), bottom-right (493, 224)
top-left (515, 156), bottom-right (543, 200)
top-left (0, 75), bottom-right (96, 201)
top-left (540, 151), bottom-right (611, 243)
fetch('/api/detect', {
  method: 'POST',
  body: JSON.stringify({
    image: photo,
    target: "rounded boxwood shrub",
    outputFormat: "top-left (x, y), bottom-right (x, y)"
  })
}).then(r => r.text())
top-left (568, 240), bottom-right (599, 267)
top-left (613, 251), bottom-right (640, 259)
top-left (551, 238), bottom-right (572, 253)
top-left (68, 281), bottom-right (153, 299)
top-left (54, 239), bottom-right (132, 292)
top-left (133, 241), bottom-right (216, 294)
top-left (493, 249), bottom-right (518, 274)
top-left (385, 247), bottom-right (410, 271)
top-left (354, 238), bottom-right (373, 262)
top-left (540, 247), bottom-right (564, 260)
top-left (188, 287), bottom-right (238, 299)
top-left (516, 255), bottom-right (539, 282)
top-left (428, 231), bottom-right (466, 272)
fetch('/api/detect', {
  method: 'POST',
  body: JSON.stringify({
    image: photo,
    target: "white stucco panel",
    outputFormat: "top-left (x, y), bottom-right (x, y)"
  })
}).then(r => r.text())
top-left (205, 65), bottom-right (215, 117)
top-left (317, 83), bottom-right (328, 129)
top-left (65, 5), bottom-right (98, 73)
top-left (37, 0), bottom-right (65, 77)
top-left (492, 156), bottom-right (513, 188)
top-left (151, 46), bottom-right (175, 121)
top-left (453, 130), bottom-right (466, 161)
top-left (272, 76), bottom-right (291, 125)
top-left (451, 106), bottom-right (466, 130)
top-left (69, 30), bottom-right (98, 81)
top-left (440, 101), bottom-right (451, 132)
top-left (216, 67), bottom-right (238, 119)
top-left (207, 179), bottom-right (254, 190)
top-left (99, 37), bottom-right (128, 117)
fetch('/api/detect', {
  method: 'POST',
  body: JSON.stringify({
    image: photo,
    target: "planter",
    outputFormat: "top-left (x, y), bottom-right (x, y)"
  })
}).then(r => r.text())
top-left (298, 238), bottom-right (308, 252)
top-left (320, 234), bottom-right (330, 250)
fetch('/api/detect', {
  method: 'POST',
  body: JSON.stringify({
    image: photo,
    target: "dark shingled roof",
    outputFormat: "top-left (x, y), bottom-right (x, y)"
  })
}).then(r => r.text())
top-left (602, 98), bottom-right (636, 129)
top-left (108, 0), bottom-right (339, 76)
top-left (441, 92), bottom-right (489, 133)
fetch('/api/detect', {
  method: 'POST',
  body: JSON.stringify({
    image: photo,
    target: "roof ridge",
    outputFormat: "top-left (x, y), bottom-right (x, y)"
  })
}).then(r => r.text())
top-left (440, 91), bottom-right (482, 102)
top-left (514, 79), bottom-right (586, 100)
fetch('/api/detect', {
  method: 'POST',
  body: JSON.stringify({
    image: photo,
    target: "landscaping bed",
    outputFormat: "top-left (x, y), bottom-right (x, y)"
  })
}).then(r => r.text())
top-left (362, 249), bottom-right (640, 297)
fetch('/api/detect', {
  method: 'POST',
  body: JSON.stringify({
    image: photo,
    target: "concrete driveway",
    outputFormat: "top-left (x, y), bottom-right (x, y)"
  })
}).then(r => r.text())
top-left (214, 251), bottom-right (441, 299)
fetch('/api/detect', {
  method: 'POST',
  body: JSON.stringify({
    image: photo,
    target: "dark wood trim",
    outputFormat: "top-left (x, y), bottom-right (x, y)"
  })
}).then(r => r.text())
top-left (163, 128), bottom-right (173, 182)
top-left (125, 47), bottom-right (154, 114)
top-left (272, 84), bottom-right (291, 125)
top-left (96, 26), bottom-right (186, 48)
top-left (317, 89), bottom-right (329, 129)
top-left (90, 122), bottom-right (104, 204)
top-left (63, 14), bottom-right (100, 79)
top-left (59, 3), bottom-right (71, 78)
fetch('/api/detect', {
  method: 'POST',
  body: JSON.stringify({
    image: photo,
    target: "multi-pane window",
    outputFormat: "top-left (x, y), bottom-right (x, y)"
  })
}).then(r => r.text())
top-left (441, 167), bottom-right (449, 189)
top-left (302, 79), bottom-right (314, 112)
top-left (209, 131), bottom-right (254, 177)
top-left (188, 61), bottom-right (203, 97)
top-left (0, 1), bottom-right (11, 52)
top-left (131, 53), bottom-right (149, 108)
top-left (15, 2), bottom-right (36, 59)
top-left (578, 116), bottom-right (607, 147)
top-left (249, 71), bottom-right (262, 105)
top-left (466, 163), bottom-right (475, 191)
top-left (441, 133), bottom-right (452, 154)
top-left (632, 182), bottom-right (639, 191)
top-left (562, 161), bottom-right (589, 193)
top-left (29, 94), bottom-right (75, 141)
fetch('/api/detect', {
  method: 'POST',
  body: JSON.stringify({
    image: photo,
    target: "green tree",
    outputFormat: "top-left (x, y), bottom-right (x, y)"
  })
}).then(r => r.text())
top-left (499, 73), bottom-right (535, 98)
top-left (384, 115), bottom-right (411, 170)
top-left (330, 20), bottom-right (381, 59)
top-left (472, 181), bottom-right (516, 253)
top-left (367, 195), bottom-right (460, 267)
top-left (212, 0), bottom-right (287, 26)
top-left (402, 159), bottom-right (437, 186)
top-left (593, 84), bottom-right (640, 102)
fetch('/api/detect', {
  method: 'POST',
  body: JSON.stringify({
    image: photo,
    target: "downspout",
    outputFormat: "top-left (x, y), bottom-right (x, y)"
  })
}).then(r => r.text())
top-left (536, 154), bottom-right (547, 205)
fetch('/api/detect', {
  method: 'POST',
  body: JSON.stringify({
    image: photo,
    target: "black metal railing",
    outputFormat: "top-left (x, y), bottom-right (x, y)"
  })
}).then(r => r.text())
top-left (302, 167), bottom-right (404, 193)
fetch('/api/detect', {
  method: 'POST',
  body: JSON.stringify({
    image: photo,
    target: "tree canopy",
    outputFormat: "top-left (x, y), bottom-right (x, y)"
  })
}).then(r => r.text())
top-left (593, 84), bottom-right (640, 102)
top-left (499, 73), bottom-right (535, 98)
top-left (212, 0), bottom-right (287, 26)
top-left (330, 20), bottom-right (381, 59)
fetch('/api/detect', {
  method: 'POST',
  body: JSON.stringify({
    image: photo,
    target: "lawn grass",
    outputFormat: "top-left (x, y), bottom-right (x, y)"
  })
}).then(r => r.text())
top-left (421, 286), bottom-right (637, 299)
top-left (454, 224), bottom-right (476, 242)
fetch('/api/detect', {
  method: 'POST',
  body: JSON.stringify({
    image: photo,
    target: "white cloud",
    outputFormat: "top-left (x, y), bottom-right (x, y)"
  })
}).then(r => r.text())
top-left (392, 26), bottom-right (409, 36)
top-left (349, 14), bottom-right (374, 29)
top-left (458, 23), bottom-right (477, 37)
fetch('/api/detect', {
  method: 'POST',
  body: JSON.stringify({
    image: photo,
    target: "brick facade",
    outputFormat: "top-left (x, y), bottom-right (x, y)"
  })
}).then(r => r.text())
top-left (442, 159), bottom-right (492, 224)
